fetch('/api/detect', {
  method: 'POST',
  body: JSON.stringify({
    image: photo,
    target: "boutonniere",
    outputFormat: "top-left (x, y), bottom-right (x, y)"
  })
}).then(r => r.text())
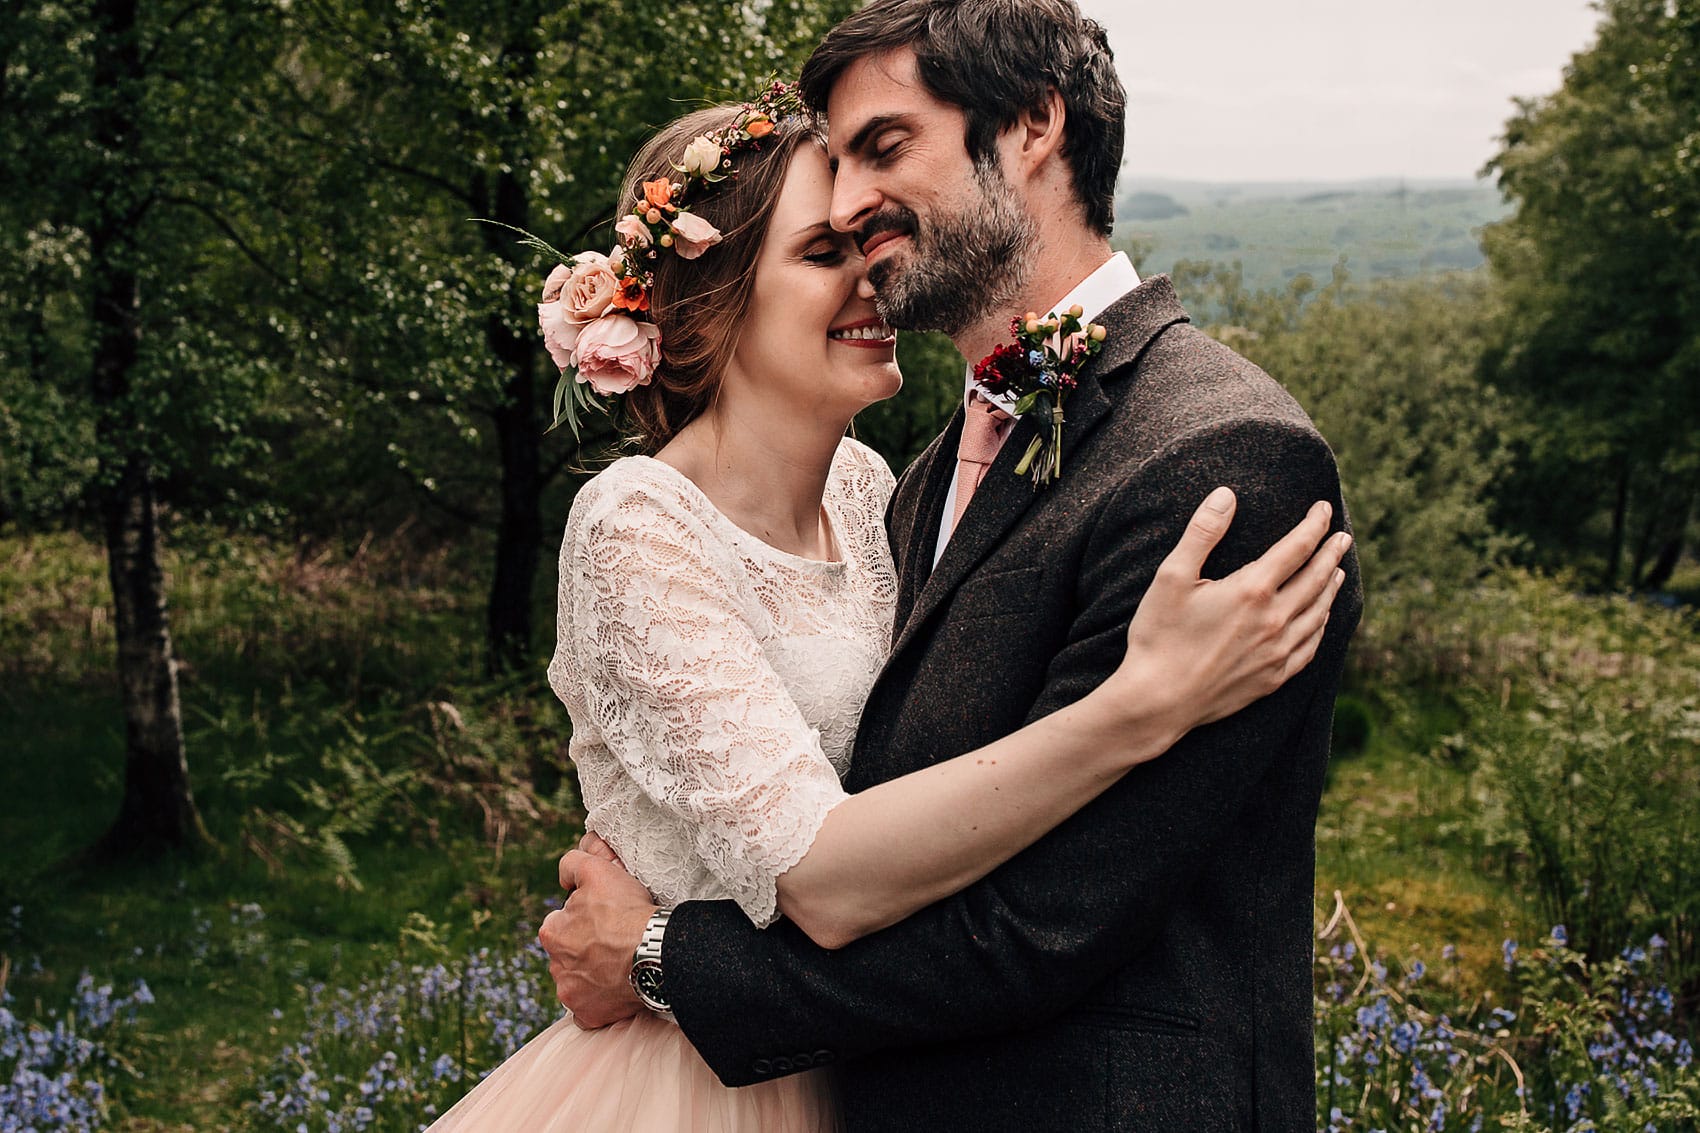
top-left (972, 305), bottom-right (1108, 486)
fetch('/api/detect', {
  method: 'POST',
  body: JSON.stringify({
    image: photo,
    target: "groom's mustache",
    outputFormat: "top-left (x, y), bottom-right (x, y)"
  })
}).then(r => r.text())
top-left (854, 208), bottom-right (919, 256)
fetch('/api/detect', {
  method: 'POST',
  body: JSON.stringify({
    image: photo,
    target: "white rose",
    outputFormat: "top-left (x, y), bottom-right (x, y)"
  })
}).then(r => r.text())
top-left (680, 135), bottom-right (723, 178)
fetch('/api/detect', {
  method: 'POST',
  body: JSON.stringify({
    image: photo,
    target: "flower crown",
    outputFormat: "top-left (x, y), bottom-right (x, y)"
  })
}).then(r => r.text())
top-left (533, 80), bottom-right (806, 437)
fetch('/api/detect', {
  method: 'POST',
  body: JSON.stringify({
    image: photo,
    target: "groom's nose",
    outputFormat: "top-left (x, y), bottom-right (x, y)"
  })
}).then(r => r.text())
top-left (830, 161), bottom-right (882, 236)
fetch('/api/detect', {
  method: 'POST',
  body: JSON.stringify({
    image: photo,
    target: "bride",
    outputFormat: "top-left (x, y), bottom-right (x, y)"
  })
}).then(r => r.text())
top-left (428, 87), bottom-right (1349, 1131)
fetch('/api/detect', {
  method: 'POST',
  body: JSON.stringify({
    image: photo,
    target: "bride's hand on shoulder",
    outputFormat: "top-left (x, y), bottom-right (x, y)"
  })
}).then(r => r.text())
top-left (1113, 486), bottom-right (1351, 742)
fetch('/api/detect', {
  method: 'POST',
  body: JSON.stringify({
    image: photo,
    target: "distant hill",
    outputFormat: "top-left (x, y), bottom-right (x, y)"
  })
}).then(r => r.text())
top-left (1120, 191), bottom-right (1189, 220)
top-left (1113, 178), bottom-right (1511, 293)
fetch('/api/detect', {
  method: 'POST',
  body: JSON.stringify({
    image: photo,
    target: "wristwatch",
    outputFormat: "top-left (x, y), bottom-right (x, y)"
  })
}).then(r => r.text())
top-left (629, 908), bottom-right (673, 1017)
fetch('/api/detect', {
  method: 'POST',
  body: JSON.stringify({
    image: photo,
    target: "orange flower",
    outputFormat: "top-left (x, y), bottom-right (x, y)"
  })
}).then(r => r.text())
top-left (611, 276), bottom-right (650, 313)
top-left (642, 179), bottom-right (673, 209)
top-left (744, 116), bottom-right (774, 138)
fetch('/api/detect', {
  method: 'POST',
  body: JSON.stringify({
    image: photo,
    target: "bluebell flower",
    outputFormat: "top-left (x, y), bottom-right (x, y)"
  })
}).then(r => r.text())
top-left (1563, 1081), bottom-right (1587, 1120)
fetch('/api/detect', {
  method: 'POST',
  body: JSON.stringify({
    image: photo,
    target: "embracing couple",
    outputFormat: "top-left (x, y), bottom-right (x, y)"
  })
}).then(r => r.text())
top-left (430, 0), bottom-right (1363, 1129)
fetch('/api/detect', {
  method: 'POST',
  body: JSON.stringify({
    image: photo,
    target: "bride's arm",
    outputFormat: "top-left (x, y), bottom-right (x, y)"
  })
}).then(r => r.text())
top-left (774, 486), bottom-right (1348, 949)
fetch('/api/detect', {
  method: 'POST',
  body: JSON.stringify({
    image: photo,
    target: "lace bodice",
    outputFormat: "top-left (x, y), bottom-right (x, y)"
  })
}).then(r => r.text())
top-left (547, 437), bottom-right (897, 926)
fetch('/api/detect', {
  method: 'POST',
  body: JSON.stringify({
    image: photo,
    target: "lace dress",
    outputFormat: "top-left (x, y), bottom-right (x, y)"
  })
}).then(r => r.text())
top-left (426, 437), bottom-right (896, 1132)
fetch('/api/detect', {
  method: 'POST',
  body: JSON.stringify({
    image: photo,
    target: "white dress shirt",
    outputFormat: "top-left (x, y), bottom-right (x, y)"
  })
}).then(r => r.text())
top-left (932, 252), bottom-right (1141, 566)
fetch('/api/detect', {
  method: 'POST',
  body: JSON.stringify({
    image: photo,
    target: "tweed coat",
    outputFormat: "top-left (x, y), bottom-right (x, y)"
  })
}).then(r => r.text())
top-left (664, 275), bottom-right (1364, 1132)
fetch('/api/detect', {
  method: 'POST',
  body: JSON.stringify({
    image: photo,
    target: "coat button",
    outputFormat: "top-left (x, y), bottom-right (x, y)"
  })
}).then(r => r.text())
top-left (752, 1059), bottom-right (772, 1075)
top-left (812, 1049), bottom-right (835, 1065)
top-left (794, 1052), bottom-right (814, 1069)
top-left (773, 1056), bottom-right (793, 1073)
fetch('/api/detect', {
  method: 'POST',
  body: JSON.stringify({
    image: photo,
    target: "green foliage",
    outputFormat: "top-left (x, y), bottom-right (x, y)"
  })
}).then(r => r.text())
top-left (1471, 591), bottom-right (1700, 991)
top-left (1172, 267), bottom-right (1514, 590)
top-left (1331, 694), bottom-right (1375, 758)
top-left (1482, 0), bottom-right (1700, 590)
top-left (0, 0), bottom-right (299, 526)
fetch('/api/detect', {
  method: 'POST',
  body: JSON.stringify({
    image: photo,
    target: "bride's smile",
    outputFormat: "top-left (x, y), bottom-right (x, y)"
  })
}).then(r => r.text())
top-left (721, 143), bottom-right (903, 430)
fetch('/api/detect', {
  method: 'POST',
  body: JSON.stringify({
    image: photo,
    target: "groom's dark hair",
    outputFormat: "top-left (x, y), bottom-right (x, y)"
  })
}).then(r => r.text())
top-left (799, 0), bottom-right (1124, 235)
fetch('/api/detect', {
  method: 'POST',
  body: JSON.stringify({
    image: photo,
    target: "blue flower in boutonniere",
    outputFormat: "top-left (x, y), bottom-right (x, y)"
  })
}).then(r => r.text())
top-left (972, 304), bottom-right (1108, 486)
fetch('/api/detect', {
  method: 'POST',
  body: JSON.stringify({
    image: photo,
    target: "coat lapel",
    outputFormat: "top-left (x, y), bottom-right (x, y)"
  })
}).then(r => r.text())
top-left (888, 421), bottom-right (959, 633)
top-left (885, 275), bottom-right (1192, 663)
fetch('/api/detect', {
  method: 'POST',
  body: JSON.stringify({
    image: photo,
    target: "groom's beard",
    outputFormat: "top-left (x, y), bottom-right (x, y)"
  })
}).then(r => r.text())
top-left (862, 157), bottom-right (1036, 337)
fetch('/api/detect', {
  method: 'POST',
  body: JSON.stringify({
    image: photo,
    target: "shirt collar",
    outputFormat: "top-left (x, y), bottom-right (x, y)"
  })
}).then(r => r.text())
top-left (965, 251), bottom-right (1141, 415)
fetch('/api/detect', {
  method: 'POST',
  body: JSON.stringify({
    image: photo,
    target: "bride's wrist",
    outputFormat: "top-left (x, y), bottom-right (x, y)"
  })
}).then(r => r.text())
top-left (1093, 659), bottom-right (1190, 767)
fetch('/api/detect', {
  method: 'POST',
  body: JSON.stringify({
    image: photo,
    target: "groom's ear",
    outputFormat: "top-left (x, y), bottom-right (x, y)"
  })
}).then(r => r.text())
top-left (1004, 87), bottom-right (1068, 178)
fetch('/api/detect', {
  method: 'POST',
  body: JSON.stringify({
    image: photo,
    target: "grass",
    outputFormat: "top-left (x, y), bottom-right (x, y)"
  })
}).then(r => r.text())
top-left (1316, 702), bottom-right (1535, 990)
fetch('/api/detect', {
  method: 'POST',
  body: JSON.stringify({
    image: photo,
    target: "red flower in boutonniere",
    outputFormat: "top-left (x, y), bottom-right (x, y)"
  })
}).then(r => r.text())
top-left (972, 305), bottom-right (1108, 486)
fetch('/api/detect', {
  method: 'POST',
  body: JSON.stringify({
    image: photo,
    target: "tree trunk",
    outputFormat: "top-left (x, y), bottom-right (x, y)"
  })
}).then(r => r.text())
top-left (94, 448), bottom-right (206, 855)
top-left (1639, 474), bottom-right (1697, 592)
top-left (1628, 482), bottom-right (1662, 589)
top-left (483, 159), bottom-right (543, 676)
top-left (1603, 456), bottom-right (1630, 590)
top-left (88, 0), bottom-right (207, 857)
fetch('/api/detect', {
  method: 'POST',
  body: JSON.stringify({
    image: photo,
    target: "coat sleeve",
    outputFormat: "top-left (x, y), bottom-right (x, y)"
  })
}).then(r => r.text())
top-left (662, 415), bottom-right (1360, 1086)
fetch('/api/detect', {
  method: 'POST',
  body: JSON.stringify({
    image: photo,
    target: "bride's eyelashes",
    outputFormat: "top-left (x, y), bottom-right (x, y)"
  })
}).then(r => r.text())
top-left (802, 239), bottom-right (854, 267)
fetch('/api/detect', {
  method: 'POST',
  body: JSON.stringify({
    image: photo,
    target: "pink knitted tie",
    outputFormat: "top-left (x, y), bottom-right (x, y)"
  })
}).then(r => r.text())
top-left (948, 392), bottom-right (1013, 538)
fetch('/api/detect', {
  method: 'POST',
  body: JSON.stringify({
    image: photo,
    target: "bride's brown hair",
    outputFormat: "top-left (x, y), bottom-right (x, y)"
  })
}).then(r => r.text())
top-left (616, 105), bottom-right (821, 452)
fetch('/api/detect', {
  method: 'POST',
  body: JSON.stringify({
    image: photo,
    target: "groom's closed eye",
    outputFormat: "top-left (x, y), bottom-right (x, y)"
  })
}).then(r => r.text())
top-left (835, 113), bottom-right (911, 169)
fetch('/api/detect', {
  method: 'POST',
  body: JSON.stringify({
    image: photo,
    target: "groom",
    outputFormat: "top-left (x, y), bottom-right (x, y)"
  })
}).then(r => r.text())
top-left (543, 1), bottom-right (1362, 1129)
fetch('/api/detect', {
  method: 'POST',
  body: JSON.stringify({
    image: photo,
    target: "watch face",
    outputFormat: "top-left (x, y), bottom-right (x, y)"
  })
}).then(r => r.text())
top-left (631, 958), bottom-right (668, 1010)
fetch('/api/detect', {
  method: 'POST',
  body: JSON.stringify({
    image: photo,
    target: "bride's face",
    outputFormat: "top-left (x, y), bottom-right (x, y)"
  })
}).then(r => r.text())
top-left (723, 144), bottom-right (902, 426)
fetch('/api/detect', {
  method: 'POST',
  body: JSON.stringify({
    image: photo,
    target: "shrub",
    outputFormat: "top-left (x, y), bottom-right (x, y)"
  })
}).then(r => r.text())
top-left (1463, 585), bottom-right (1700, 993)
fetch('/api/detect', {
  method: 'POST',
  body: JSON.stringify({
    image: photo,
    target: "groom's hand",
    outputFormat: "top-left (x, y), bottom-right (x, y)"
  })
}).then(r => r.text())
top-left (538, 850), bottom-right (655, 1028)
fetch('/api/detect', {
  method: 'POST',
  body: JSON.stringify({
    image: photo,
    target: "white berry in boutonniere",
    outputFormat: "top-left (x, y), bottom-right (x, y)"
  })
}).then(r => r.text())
top-left (972, 304), bottom-right (1108, 486)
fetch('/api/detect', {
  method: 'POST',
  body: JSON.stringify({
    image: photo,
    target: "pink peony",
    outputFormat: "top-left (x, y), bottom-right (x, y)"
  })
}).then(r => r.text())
top-left (669, 212), bottom-right (722, 260)
top-left (540, 262), bottom-right (573, 304)
top-left (574, 314), bottom-right (662, 395)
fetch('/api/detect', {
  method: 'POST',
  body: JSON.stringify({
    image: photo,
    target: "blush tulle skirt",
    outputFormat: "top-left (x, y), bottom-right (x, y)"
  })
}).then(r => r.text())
top-left (426, 1011), bottom-right (840, 1131)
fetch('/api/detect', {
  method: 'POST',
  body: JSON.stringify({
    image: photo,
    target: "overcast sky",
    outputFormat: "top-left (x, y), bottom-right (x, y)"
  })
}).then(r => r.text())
top-left (1075, 0), bottom-right (1604, 183)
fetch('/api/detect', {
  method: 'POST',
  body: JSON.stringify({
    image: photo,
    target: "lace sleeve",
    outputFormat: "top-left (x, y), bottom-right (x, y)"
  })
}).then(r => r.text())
top-left (563, 478), bottom-right (851, 927)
